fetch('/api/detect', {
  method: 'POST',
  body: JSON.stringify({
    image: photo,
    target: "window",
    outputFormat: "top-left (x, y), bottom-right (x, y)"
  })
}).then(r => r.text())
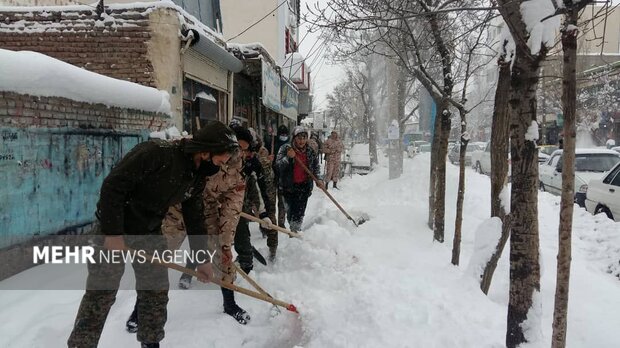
top-left (550, 154), bottom-right (560, 167)
top-left (604, 163), bottom-right (620, 185)
top-left (172, 0), bottom-right (221, 33)
top-left (611, 171), bottom-right (620, 186)
top-left (574, 154), bottom-right (620, 172)
top-left (182, 78), bottom-right (223, 134)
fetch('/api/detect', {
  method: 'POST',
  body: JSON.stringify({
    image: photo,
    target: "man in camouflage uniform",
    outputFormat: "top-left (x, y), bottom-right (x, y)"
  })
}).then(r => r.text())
top-left (125, 148), bottom-right (246, 332)
top-left (256, 133), bottom-right (278, 261)
top-left (218, 125), bottom-right (275, 324)
top-left (68, 121), bottom-right (239, 348)
top-left (323, 130), bottom-right (344, 189)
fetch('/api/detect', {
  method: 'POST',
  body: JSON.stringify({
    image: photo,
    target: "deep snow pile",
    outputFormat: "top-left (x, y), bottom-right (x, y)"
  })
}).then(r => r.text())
top-left (1, 154), bottom-right (619, 347)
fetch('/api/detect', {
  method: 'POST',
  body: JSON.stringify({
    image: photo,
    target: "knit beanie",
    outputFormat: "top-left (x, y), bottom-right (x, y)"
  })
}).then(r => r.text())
top-left (184, 121), bottom-right (239, 154)
top-left (278, 125), bottom-right (289, 135)
top-left (292, 125), bottom-right (308, 138)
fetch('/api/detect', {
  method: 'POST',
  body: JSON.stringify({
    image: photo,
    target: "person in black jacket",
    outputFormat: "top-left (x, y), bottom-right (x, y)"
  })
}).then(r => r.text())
top-left (267, 125), bottom-right (290, 228)
top-left (67, 121), bottom-right (239, 348)
top-left (275, 126), bottom-right (324, 232)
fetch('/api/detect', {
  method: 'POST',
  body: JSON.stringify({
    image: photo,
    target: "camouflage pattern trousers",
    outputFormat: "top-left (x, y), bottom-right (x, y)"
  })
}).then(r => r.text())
top-left (67, 226), bottom-right (169, 347)
top-left (324, 158), bottom-right (341, 183)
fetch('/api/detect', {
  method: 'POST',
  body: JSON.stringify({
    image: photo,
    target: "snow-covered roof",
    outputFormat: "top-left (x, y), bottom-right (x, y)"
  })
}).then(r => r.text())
top-left (0, 1), bottom-right (226, 47)
top-left (227, 42), bottom-right (278, 67)
top-left (0, 48), bottom-right (171, 114)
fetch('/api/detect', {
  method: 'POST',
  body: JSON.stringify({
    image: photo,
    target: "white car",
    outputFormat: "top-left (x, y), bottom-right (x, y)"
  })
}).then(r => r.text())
top-left (347, 143), bottom-right (372, 175)
top-left (539, 149), bottom-right (620, 207)
top-left (585, 160), bottom-right (620, 221)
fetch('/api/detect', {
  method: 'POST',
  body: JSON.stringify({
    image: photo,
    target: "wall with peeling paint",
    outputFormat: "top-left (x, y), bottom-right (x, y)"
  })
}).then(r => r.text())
top-left (0, 128), bottom-right (147, 249)
top-left (0, 91), bottom-right (167, 250)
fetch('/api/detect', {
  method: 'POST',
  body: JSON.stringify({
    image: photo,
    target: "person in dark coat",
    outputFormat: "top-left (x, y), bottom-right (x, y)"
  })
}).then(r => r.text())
top-left (275, 126), bottom-right (324, 232)
top-left (67, 121), bottom-right (239, 348)
top-left (267, 125), bottom-right (290, 228)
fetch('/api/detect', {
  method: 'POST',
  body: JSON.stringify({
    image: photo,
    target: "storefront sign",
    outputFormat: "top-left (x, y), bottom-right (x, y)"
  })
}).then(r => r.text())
top-left (261, 59), bottom-right (281, 112)
top-left (280, 77), bottom-right (299, 121)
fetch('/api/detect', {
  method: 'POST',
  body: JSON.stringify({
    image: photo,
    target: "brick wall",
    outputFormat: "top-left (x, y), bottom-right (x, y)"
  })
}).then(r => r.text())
top-left (0, 91), bottom-right (169, 130)
top-left (0, 7), bottom-right (156, 87)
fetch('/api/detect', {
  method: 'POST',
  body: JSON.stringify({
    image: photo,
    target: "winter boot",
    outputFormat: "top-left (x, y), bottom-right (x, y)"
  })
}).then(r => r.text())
top-left (141, 343), bottom-right (159, 348)
top-left (333, 182), bottom-right (339, 189)
top-left (222, 288), bottom-right (251, 325)
top-left (126, 308), bottom-right (138, 333)
top-left (178, 273), bottom-right (192, 289)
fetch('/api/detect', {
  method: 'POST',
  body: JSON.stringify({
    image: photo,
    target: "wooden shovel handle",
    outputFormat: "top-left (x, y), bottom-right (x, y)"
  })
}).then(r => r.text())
top-left (152, 255), bottom-right (297, 312)
top-left (293, 154), bottom-right (359, 227)
top-left (233, 263), bottom-right (272, 299)
top-left (239, 211), bottom-right (302, 238)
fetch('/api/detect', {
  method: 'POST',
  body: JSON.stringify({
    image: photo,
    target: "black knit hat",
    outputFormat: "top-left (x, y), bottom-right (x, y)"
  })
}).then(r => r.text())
top-left (278, 125), bottom-right (289, 135)
top-left (184, 121), bottom-right (239, 154)
top-left (230, 125), bottom-right (254, 145)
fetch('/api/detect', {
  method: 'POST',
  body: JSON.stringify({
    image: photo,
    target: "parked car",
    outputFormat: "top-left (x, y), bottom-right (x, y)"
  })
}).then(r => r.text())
top-left (538, 145), bottom-right (559, 163)
top-left (471, 141), bottom-right (510, 176)
top-left (469, 142), bottom-right (487, 152)
top-left (612, 146), bottom-right (620, 154)
top-left (448, 143), bottom-right (476, 166)
top-left (418, 144), bottom-right (432, 153)
top-left (585, 160), bottom-right (620, 221)
top-left (406, 140), bottom-right (430, 158)
top-left (347, 143), bottom-right (372, 175)
top-left (539, 149), bottom-right (620, 207)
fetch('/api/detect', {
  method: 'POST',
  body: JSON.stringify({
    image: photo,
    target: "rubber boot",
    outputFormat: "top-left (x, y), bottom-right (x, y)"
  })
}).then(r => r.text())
top-left (222, 288), bottom-right (251, 325)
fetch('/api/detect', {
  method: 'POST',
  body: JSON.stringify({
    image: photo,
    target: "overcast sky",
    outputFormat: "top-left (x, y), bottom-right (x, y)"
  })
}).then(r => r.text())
top-left (299, 0), bottom-right (345, 112)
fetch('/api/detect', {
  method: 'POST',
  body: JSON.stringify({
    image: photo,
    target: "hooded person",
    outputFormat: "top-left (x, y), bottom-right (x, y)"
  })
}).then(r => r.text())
top-left (275, 126), bottom-right (324, 232)
top-left (68, 121), bottom-right (239, 348)
top-left (268, 124), bottom-right (291, 229)
top-left (323, 130), bottom-right (344, 189)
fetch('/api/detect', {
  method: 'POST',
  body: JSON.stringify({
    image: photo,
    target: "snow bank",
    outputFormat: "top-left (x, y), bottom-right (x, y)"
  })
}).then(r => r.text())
top-left (465, 217), bottom-right (503, 280)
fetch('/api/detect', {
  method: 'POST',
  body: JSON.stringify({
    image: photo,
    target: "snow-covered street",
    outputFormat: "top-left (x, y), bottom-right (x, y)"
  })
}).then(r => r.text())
top-left (1, 154), bottom-right (619, 348)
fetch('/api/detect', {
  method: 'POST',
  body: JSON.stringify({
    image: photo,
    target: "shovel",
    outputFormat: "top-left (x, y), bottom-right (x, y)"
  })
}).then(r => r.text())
top-left (136, 249), bottom-right (298, 313)
top-left (294, 154), bottom-right (367, 227)
top-left (233, 263), bottom-right (281, 314)
top-left (239, 211), bottom-right (302, 238)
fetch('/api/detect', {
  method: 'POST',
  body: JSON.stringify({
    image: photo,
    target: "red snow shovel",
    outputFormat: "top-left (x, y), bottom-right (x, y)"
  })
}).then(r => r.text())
top-left (294, 154), bottom-right (367, 227)
top-left (134, 249), bottom-right (298, 313)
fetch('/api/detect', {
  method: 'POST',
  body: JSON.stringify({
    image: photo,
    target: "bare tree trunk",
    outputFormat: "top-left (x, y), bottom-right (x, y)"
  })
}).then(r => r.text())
top-left (396, 61), bottom-right (407, 175)
top-left (552, 11), bottom-right (578, 348)
top-left (433, 99), bottom-right (451, 243)
top-left (452, 110), bottom-right (468, 265)
top-left (367, 62), bottom-right (378, 167)
top-left (480, 59), bottom-right (512, 294)
top-left (506, 45), bottom-right (543, 348)
top-left (428, 100), bottom-right (442, 229)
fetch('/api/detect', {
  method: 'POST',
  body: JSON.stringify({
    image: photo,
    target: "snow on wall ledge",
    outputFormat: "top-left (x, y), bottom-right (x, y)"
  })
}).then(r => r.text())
top-left (0, 48), bottom-right (171, 115)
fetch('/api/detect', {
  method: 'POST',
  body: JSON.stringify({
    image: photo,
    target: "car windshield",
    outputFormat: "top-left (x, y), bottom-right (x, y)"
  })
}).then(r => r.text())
top-left (540, 146), bottom-right (558, 155)
top-left (574, 154), bottom-right (620, 172)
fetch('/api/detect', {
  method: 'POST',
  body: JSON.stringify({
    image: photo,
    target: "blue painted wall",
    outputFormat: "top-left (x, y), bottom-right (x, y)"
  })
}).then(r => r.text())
top-left (0, 128), bottom-right (147, 249)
